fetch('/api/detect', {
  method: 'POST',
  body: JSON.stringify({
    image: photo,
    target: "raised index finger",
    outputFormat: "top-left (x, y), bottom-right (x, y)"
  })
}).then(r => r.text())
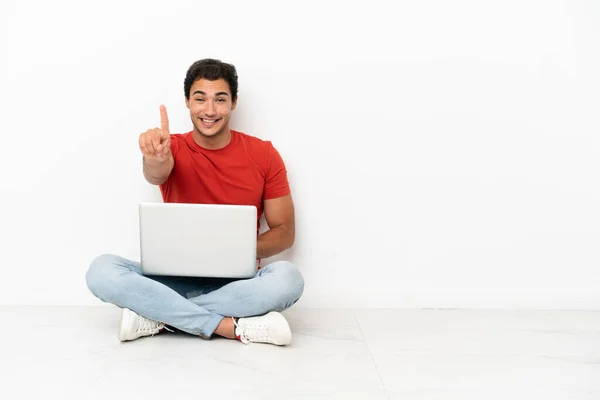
top-left (160, 104), bottom-right (170, 138)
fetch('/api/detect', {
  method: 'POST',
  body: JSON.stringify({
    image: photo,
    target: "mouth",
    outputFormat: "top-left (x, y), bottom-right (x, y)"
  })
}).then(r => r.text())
top-left (199, 118), bottom-right (221, 128)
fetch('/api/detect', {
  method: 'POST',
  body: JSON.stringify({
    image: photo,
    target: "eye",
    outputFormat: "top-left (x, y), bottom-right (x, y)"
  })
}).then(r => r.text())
top-left (195, 98), bottom-right (205, 103)
top-left (217, 98), bottom-right (226, 103)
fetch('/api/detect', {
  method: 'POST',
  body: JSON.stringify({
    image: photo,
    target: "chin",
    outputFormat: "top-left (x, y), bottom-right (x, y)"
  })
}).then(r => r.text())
top-left (197, 128), bottom-right (222, 138)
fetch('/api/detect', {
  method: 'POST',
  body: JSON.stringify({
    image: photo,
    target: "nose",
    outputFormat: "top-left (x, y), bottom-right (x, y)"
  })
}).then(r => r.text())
top-left (204, 101), bottom-right (216, 116)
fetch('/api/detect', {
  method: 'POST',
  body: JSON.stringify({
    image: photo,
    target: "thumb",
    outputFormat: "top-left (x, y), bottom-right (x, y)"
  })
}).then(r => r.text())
top-left (159, 137), bottom-right (171, 156)
top-left (162, 132), bottom-right (171, 148)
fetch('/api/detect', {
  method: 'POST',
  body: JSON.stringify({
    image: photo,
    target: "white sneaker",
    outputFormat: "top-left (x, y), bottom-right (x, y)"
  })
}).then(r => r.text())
top-left (234, 311), bottom-right (292, 345)
top-left (118, 308), bottom-right (171, 342)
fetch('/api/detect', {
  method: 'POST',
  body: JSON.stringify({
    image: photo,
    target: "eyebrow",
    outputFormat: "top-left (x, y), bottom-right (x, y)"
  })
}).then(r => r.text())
top-left (192, 90), bottom-right (230, 97)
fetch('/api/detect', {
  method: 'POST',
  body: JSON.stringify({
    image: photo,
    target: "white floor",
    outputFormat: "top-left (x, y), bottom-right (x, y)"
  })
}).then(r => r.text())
top-left (1, 307), bottom-right (599, 399)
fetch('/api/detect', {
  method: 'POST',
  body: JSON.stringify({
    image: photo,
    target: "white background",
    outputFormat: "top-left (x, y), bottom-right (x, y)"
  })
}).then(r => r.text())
top-left (0, 0), bottom-right (598, 309)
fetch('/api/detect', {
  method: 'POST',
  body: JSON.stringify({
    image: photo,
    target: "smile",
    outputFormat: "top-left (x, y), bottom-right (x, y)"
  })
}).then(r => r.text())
top-left (200, 118), bottom-right (220, 127)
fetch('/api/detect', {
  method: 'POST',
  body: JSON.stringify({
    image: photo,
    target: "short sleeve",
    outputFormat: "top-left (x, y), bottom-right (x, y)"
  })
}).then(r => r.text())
top-left (169, 134), bottom-right (180, 159)
top-left (264, 142), bottom-right (291, 200)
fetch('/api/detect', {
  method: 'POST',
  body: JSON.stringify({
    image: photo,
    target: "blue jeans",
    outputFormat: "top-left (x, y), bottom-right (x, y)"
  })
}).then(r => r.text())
top-left (85, 254), bottom-right (305, 338)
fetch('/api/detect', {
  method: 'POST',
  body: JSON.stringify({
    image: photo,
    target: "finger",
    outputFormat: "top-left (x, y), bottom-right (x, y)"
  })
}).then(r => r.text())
top-left (160, 134), bottom-right (172, 154)
top-left (158, 132), bottom-right (170, 153)
top-left (140, 133), bottom-right (153, 155)
top-left (159, 137), bottom-right (170, 155)
top-left (162, 133), bottom-right (171, 147)
top-left (158, 143), bottom-right (169, 157)
top-left (139, 133), bottom-right (147, 153)
top-left (151, 128), bottom-right (162, 153)
top-left (160, 105), bottom-right (170, 138)
top-left (146, 131), bottom-right (157, 154)
top-left (140, 141), bottom-right (150, 155)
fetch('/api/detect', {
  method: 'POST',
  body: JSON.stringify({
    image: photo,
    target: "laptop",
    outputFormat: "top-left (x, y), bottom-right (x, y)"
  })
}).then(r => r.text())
top-left (139, 202), bottom-right (258, 278)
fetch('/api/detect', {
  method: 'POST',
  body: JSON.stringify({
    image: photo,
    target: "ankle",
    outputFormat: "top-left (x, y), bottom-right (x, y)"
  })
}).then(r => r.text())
top-left (214, 317), bottom-right (237, 339)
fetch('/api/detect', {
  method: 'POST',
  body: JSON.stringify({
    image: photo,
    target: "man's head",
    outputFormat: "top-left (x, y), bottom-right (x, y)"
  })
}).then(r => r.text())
top-left (184, 59), bottom-right (238, 102)
top-left (184, 59), bottom-right (238, 142)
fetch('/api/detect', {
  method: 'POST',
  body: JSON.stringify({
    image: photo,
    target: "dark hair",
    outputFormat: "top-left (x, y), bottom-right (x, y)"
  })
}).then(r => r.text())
top-left (184, 59), bottom-right (238, 102)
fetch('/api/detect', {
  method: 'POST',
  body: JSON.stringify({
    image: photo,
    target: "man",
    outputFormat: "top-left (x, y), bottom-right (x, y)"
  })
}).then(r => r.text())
top-left (86, 59), bottom-right (304, 346)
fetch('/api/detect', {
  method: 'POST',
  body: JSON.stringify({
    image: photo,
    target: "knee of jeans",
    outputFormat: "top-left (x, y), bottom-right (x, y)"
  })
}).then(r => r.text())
top-left (270, 261), bottom-right (305, 307)
top-left (85, 253), bottom-right (121, 299)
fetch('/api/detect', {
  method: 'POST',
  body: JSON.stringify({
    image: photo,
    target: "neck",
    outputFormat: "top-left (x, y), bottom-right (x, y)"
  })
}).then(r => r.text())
top-left (192, 127), bottom-right (232, 150)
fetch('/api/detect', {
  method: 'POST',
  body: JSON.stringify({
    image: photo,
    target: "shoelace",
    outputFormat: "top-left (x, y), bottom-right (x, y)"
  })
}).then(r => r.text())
top-left (137, 317), bottom-right (173, 336)
top-left (233, 317), bottom-right (269, 344)
top-left (232, 317), bottom-right (248, 344)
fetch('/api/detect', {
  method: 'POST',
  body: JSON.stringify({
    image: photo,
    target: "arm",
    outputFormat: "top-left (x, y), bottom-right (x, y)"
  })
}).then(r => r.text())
top-left (143, 155), bottom-right (174, 185)
top-left (257, 194), bottom-right (295, 259)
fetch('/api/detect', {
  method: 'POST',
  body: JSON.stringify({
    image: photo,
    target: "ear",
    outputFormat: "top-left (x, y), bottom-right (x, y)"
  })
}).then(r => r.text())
top-left (231, 98), bottom-right (237, 111)
top-left (185, 97), bottom-right (190, 109)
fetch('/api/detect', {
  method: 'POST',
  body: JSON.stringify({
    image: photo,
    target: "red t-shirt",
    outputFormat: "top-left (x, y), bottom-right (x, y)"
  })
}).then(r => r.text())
top-left (159, 130), bottom-right (291, 230)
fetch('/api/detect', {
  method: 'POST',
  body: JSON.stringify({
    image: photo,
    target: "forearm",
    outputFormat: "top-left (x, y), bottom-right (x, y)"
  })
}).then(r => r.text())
top-left (143, 155), bottom-right (174, 185)
top-left (257, 225), bottom-right (294, 259)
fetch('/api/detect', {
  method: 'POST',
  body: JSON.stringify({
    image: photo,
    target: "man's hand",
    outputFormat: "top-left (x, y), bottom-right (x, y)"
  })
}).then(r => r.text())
top-left (139, 105), bottom-right (172, 161)
top-left (141, 105), bottom-right (175, 185)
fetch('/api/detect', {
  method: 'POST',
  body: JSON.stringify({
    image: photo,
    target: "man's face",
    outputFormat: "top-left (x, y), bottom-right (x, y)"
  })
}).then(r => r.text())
top-left (185, 78), bottom-right (237, 138)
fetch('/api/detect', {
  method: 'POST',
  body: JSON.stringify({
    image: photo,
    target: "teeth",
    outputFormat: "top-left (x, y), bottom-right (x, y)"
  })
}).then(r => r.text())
top-left (202, 119), bottom-right (217, 123)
